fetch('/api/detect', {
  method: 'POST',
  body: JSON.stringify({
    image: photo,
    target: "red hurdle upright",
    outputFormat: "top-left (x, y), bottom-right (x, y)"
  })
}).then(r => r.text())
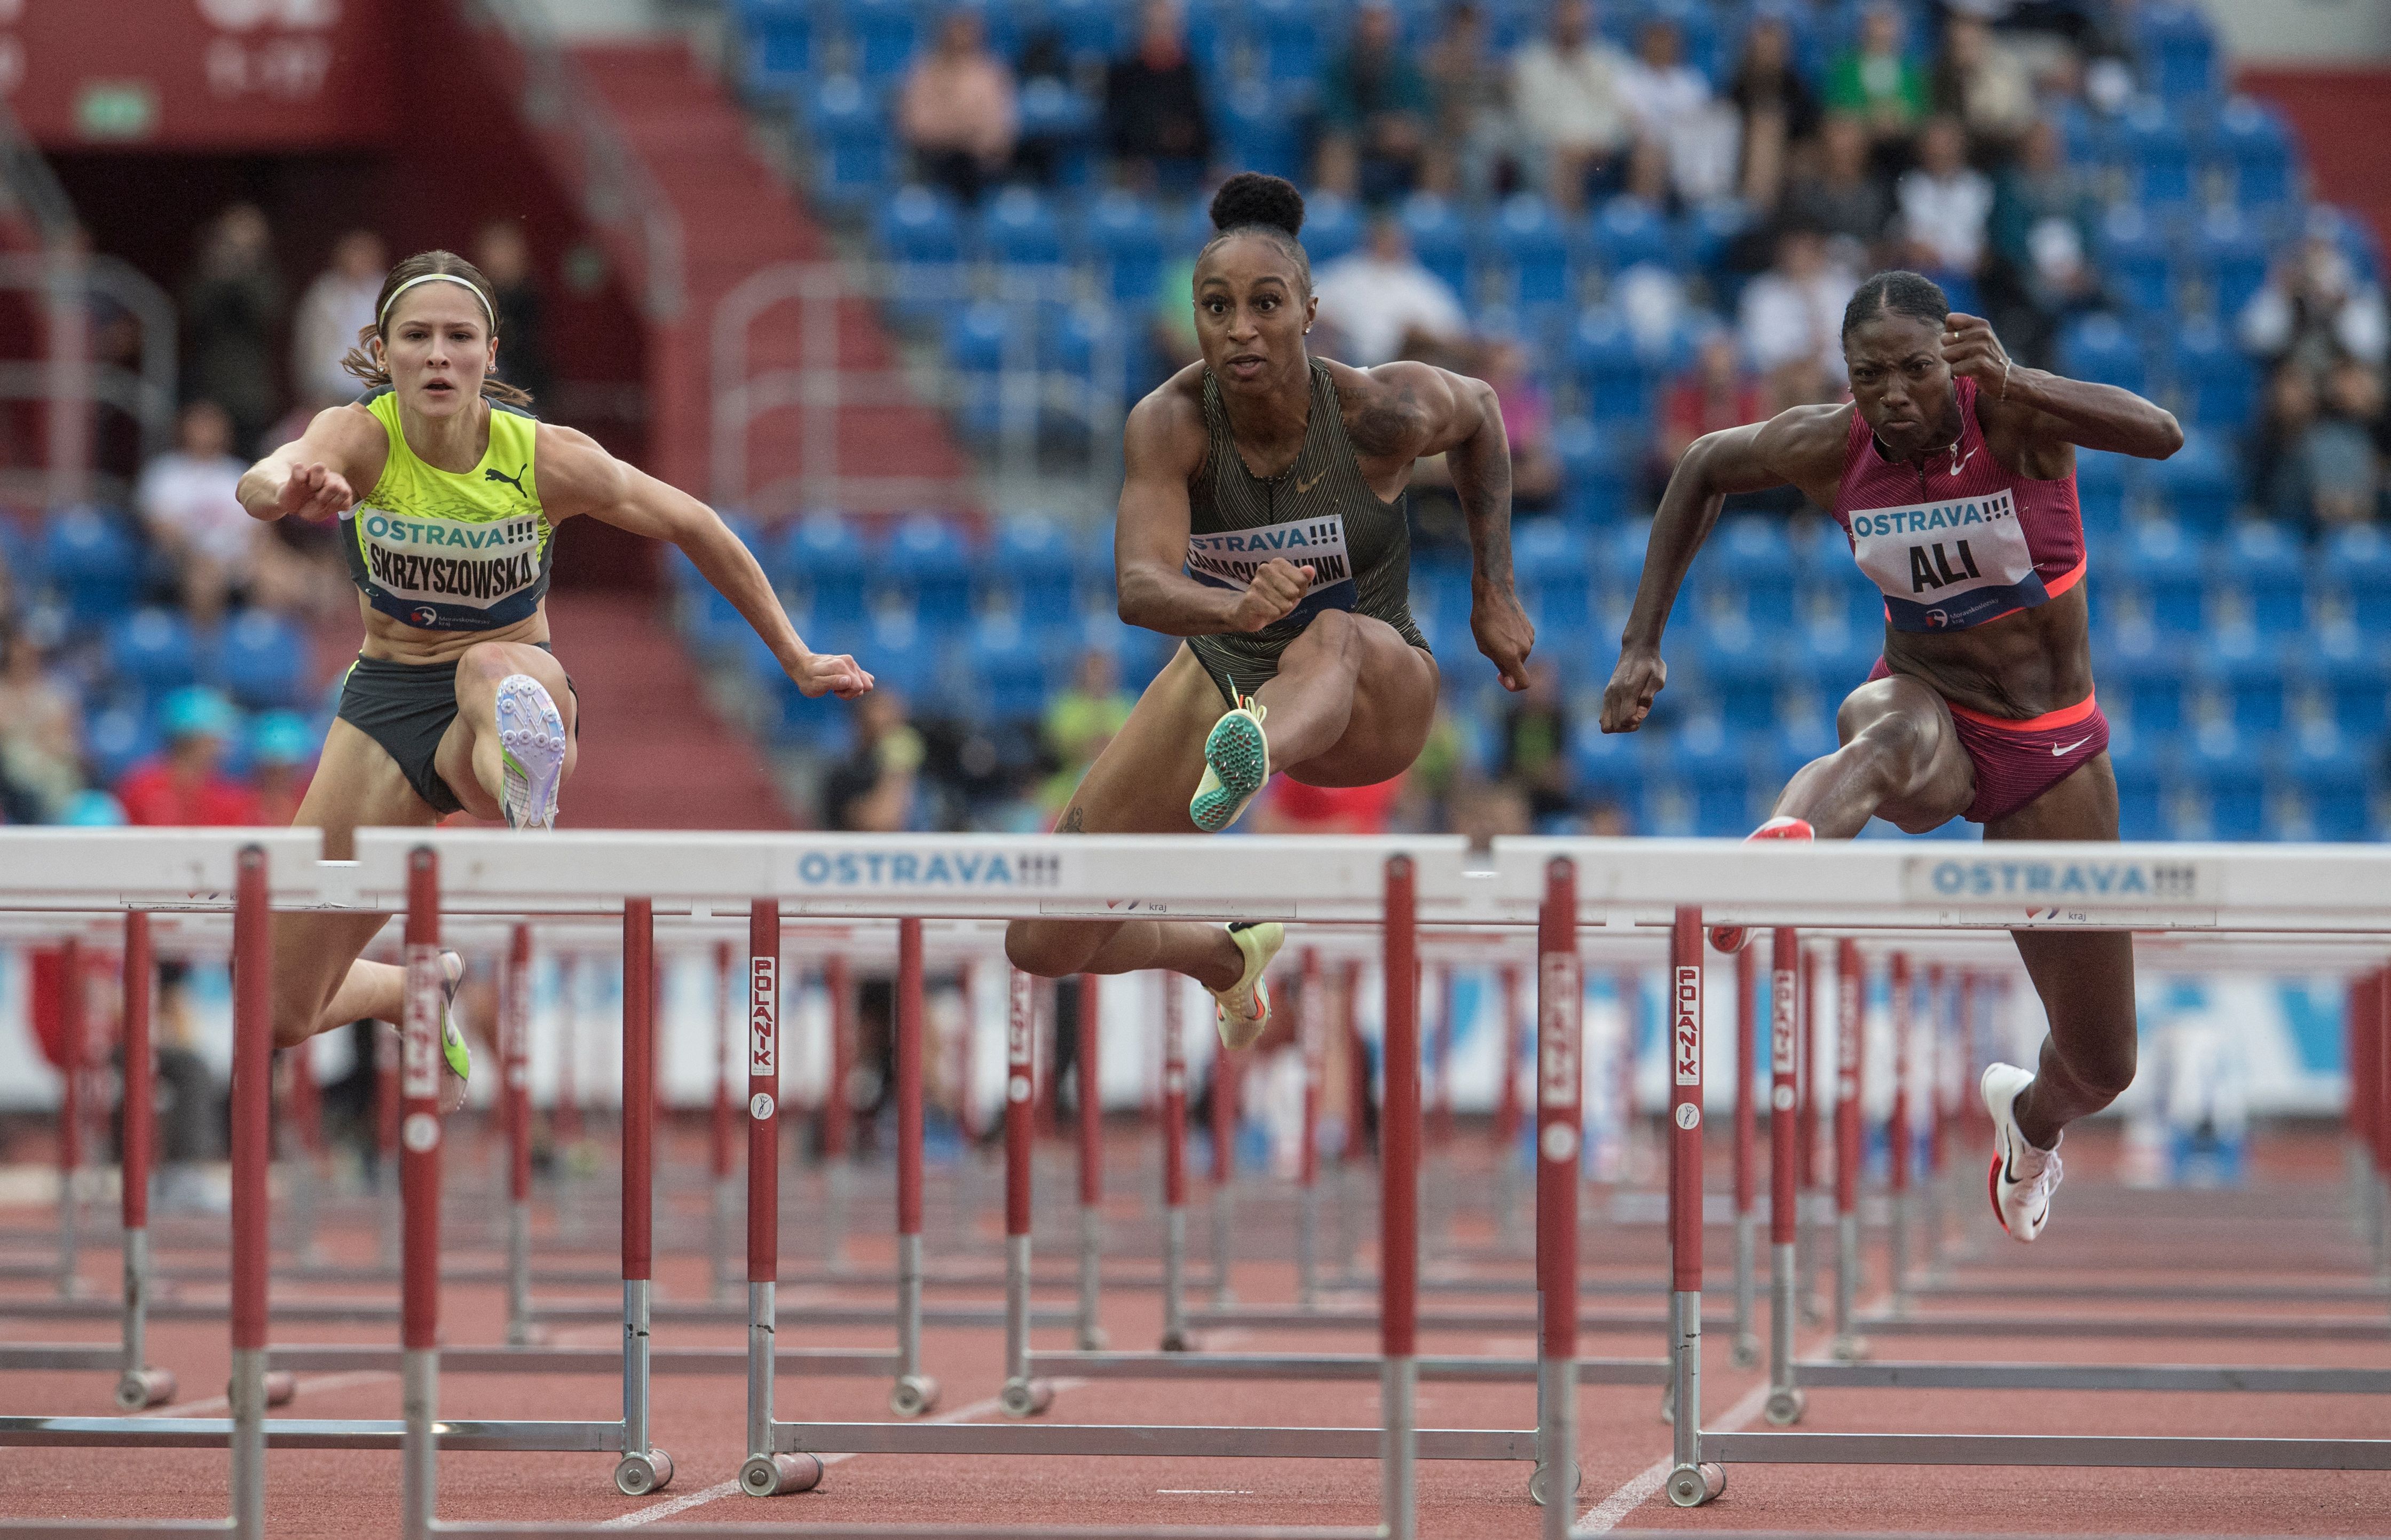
top-left (2354, 968), bottom-right (2384, 1263)
top-left (890, 917), bottom-right (938, 1415)
top-left (1297, 947), bottom-right (1327, 1304)
top-left (1830, 938), bottom-right (1866, 1360)
top-left (822, 951), bottom-right (853, 1267)
top-left (709, 938), bottom-right (739, 1302)
top-left (55, 936), bottom-right (83, 1299)
top-left (398, 849), bottom-right (444, 1538)
top-left (1210, 1030), bottom-right (1240, 1308)
top-left (999, 968), bottom-right (1056, 1419)
top-left (1763, 928), bottom-right (1804, 1426)
top-left (1663, 904), bottom-right (1724, 1507)
top-left (114, 910), bottom-right (175, 1409)
top-left (503, 923), bottom-right (535, 1346)
top-left (1731, 941), bottom-right (1761, 1368)
top-left (1496, 960), bottom-right (1527, 1246)
top-left (1074, 972), bottom-right (1107, 1348)
top-left (1159, 973), bottom-right (1191, 1352)
top-left (1531, 858), bottom-right (1580, 1534)
top-left (1888, 951), bottom-right (1914, 1308)
top-left (1380, 855), bottom-right (1421, 1537)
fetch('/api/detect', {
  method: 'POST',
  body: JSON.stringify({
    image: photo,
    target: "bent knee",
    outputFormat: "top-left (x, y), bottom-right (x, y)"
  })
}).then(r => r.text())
top-left (2053, 1024), bottom-right (2136, 1101)
top-left (271, 990), bottom-right (325, 1051)
top-left (1005, 920), bottom-right (1093, 979)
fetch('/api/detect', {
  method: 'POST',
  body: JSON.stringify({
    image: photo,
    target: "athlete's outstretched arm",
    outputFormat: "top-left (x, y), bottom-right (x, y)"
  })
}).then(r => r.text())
top-left (537, 426), bottom-right (871, 700)
top-left (1600, 405), bottom-right (1846, 733)
top-left (1364, 362), bottom-right (1534, 692)
top-left (1944, 313), bottom-right (2183, 460)
top-left (236, 405), bottom-right (386, 524)
top-left (1113, 386), bottom-right (1316, 636)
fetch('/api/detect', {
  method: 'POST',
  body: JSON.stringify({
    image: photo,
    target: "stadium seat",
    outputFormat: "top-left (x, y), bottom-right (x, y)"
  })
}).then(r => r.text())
top-left (1399, 192), bottom-right (1474, 301)
top-left (1567, 308), bottom-right (1656, 433)
top-left (1300, 191), bottom-right (1364, 265)
top-left (1489, 193), bottom-right (1573, 310)
top-left (2196, 630), bottom-right (2287, 736)
top-left (1016, 78), bottom-right (1097, 187)
top-left (2095, 204), bottom-right (2175, 314)
top-left (1654, 717), bottom-right (1756, 835)
top-left (877, 185), bottom-right (965, 323)
top-left (1691, 623), bottom-right (1782, 736)
top-left (215, 609), bottom-right (310, 710)
top-left (2058, 312), bottom-right (2146, 395)
top-left (1569, 716), bottom-right (1644, 803)
top-left (805, 76), bottom-right (893, 209)
top-left (1585, 195), bottom-right (1677, 276)
top-left (739, 0), bottom-right (817, 98)
top-left (1550, 416), bottom-right (1632, 524)
top-left (2106, 730), bottom-right (2168, 840)
top-left (2143, 433), bottom-right (2237, 533)
top-left (83, 705), bottom-right (158, 788)
top-left (981, 513), bottom-right (1078, 626)
top-left (1217, 77), bottom-right (1304, 184)
top-left (776, 514), bottom-right (872, 630)
top-left (2073, 448), bottom-right (2134, 540)
top-left (1510, 517), bottom-right (1588, 607)
top-left (1033, 0), bottom-right (1122, 62)
top-left (2209, 520), bottom-right (2305, 636)
top-left (2169, 315), bottom-right (2255, 429)
top-left (1082, 190), bottom-right (1165, 303)
top-left (1760, 715), bottom-right (1839, 796)
top-left (2113, 519), bottom-right (2206, 634)
top-left (2102, 630), bottom-right (2189, 736)
top-left (2189, 205), bottom-right (2273, 319)
top-left (963, 618), bottom-right (1054, 723)
top-left (2273, 733), bottom-right (2372, 841)
top-left (2118, 98), bottom-right (2197, 211)
top-left (1249, 0), bottom-right (1324, 84)
top-left (42, 506), bottom-right (142, 630)
top-left (2212, 96), bottom-right (2296, 211)
top-left (2181, 730), bottom-right (2266, 840)
top-left (860, 611), bottom-right (941, 702)
top-left (1784, 624), bottom-right (1875, 707)
top-left (2299, 631), bottom-right (2389, 740)
top-left (846, 0), bottom-right (920, 83)
top-left (1696, 516), bottom-right (1796, 630)
top-left (2134, 1), bottom-right (2221, 105)
top-left (880, 514), bottom-right (975, 629)
top-left (979, 185), bottom-right (1066, 270)
top-left (108, 608), bottom-right (200, 698)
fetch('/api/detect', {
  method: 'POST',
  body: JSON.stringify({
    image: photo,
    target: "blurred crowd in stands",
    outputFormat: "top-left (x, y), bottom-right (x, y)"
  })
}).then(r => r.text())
top-left (0, 211), bottom-right (554, 831)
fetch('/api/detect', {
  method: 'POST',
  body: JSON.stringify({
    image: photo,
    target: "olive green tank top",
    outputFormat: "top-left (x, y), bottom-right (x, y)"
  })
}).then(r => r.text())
top-left (342, 389), bottom-right (553, 631)
top-left (1184, 360), bottom-right (1427, 704)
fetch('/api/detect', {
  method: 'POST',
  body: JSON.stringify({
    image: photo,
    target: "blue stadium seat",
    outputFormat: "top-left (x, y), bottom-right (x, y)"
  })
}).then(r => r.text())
top-left (83, 705), bottom-right (157, 788)
top-left (1074, 518), bottom-right (1118, 610)
top-left (1489, 193), bottom-right (1573, 310)
top-left (941, 301), bottom-right (1012, 441)
top-left (214, 609), bottom-right (310, 710)
top-left (2118, 98), bottom-right (2197, 211)
top-left (1784, 625), bottom-right (1875, 706)
top-left (2058, 312), bottom-right (2146, 395)
top-left (1399, 192), bottom-right (1474, 301)
top-left (877, 184), bottom-right (965, 323)
top-left (1567, 308), bottom-right (1656, 435)
top-left (2144, 433), bottom-right (2237, 533)
top-left (1082, 191), bottom-right (1165, 303)
top-left (847, 0), bottom-right (920, 83)
top-left (2274, 735), bottom-right (2372, 841)
top-left (1017, 77), bottom-right (1097, 187)
top-left (2102, 631), bottom-right (2189, 736)
top-left (2300, 633), bottom-right (2389, 739)
top-left (1585, 196), bottom-right (1677, 275)
top-left (2209, 520), bottom-right (2305, 636)
top-left (2212, 97), bottom-right (2295, 211)
top-left (981, 514), bottom-right (1077, 626)
top-left (1653, 718), bottom-right (1756, 835)
top-left (1249, 0), bottom-right (1324, 84)
top-left (1045, 303), bottom-right (1133, 400)
top-left (2169, 315), bottom-right (2254, 429)
top-left (2095, 205), bottom-right (2175, 316)
top-left (962, 619), bottom-right (1054, 723)
top-left (2107, 729), bottom-right (2168, 840)
top-left (1698, 516), bottom-right (1796, 631)
top-left (806, 76), bottom-right (894, 209)
top-left (776, 514), bottom-right (872, 630)
top-left (2189, 205), bottom-right (2272, 318)
top-left (739, 0), bottom-right (817, 97)
top-left (1300, 191), bottom-right (1364, 265)
top-left (2073, 448), bottom-right (2134, 540)
top-left (108, 608), bottom-right (200, 698)
top-left (1218, 78), bottom-right (1304, 183)
top-left (2320, 519), bottom-right (2391, 634)
top-left (2135, 1), bottom-right (2220, 104)
top-left (1691, 625), bottom-right (1782, 736)
top-left (1569, 716), bottom-right (1644, 802)
top-left (2114, 519), bottom-right (2206, 633)
top-left (2196, 630), bottom-right (2287, 735)
top-left (1550, 416), bottom-right (1632, 524)
top-left (880, 515), bottom-right (975, 630)
top-left (1762, 716), bottom-right (1840, 794)
top-left (2181, 731), bottom-right (2265, 840)
top-left (979, 185), bottom-right (1066, 269)
top-left (1510, 517), bottom-right (1588, 605)
top-left (1033, 0), bottom-right (1123, 62)
top-left (42, 506), bottom-right (141, 630)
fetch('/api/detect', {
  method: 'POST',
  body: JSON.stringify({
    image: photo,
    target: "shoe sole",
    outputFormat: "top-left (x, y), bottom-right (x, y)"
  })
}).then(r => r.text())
top-left (496, 676), bottom-right (566, 830)
top-left (1191, 712), bottom-right (1267, 833)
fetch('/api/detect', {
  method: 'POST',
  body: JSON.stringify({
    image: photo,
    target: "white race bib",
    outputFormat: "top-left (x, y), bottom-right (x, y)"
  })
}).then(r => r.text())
top-left (1186, 512), bottom-right (1356, 623)
top-left (1844, 487), bottom-right (2045, 633)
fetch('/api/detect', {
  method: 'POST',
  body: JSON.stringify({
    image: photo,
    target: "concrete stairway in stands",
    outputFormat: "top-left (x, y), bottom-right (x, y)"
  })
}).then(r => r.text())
top-left (545, 591), bottom-right (793, 828)
top-left (571, 39), bottom-right (974, 516)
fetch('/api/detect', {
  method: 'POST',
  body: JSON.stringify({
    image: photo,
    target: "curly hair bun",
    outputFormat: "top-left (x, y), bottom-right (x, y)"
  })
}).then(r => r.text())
top-left (1209, 172), bottom-right (1305, 239)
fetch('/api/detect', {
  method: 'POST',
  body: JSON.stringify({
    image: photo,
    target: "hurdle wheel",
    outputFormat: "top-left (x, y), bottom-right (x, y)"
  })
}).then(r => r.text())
top-left (740, 1452), bottom-right (823, 1497)
top-left (1526, 1459), bottom-right (1580, 1506)
top-left (1764, 1387), bottom-right (1807, 1426)
top-left (115, 1367), bottom-right (176, 1410)
top-left (1731, 1333), bottom-right (1761, 1370)
top-left (889, 1373), bottom-right (940, 1418)
top-left (1664, 1462), bottom-right (1724, 1508)
top-left (1159, 1329), bottom-right (1192, 1353)
top-left (1075, 1325), bottom-right (1109, 1351)
top-left (614, 1448), bottom-right (674, 1496)
top-left (1829, 1333), bottom-right (1869, 1362)
top-left (999, 1378), bottom-right (1053, 1419)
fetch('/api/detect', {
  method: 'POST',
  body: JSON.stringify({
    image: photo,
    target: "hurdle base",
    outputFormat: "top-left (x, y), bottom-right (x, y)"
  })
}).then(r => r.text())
top-left (1664, 1461), bottom-right (1725, 1507)
top-left (888, 1375), bottom-right (940, 1419)
top-left (739, 1451), bottom-right (823, 1497)
top-left (998, 1379), bottom-right (1053, 1420)
top-left (1763, 1387), bottom-right (1807, 1426)
top-left (114, 1368), bottom-right (177, 1410)
top-left (612, 1447), bottom-right (673, 1496)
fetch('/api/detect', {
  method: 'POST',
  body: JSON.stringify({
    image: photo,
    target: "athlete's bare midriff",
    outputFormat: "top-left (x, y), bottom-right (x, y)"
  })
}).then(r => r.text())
top-left (1879, 585), bottom-right (2093, 721)
top-left (355, 599), bottom-right (553, 667)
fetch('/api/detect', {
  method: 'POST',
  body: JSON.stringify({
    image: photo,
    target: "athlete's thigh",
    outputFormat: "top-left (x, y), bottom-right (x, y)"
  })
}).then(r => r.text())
top-left (1282, 622), bottom-right (1440, 789)
top-left (1987, 749), bottom-right (2135, 1029)
top-left (1836, 674), bottom-right (1974, 833)
top-left (274, 720), bottom-right (441, 1032)
top-left (1056, 644), bottom-right (1229, 834)
top-left (434, 641), bottom-right (578, 820)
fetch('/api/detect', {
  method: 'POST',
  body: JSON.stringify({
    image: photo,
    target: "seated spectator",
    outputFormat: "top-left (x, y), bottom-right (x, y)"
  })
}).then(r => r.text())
top-left (247, 710), bottom-right (315, 827)
top-left (1726, 12), bottom-right (1819, 213)
top-left (1039, 648), bottom-right (1134, 816)
top-left (2318, 357), bottom-right (2387, 526)
top-left (1986, 119), bottom-right (2101, 367)
top-left (1316, 1), bottom-right (1433, 206)
top-left (1312, 215), bottom-right (1467, 367)
top-left (1931, 13), bottom-right (2035, 160)
top-left (1897, 116), bottom-right (1994, 278)
top-left (1496, 659), bottom-right (1573, 828)
top-left (1739, 223), bottom-right (1859, 386)
top-left (137, 401), bottom-right (286, 625)
top-left (1104, 1), bottom-right (1212, 194)
top-left (290, 229), bottom-right (385, 411)
top-left (1424, 2), bottom-right (1514, 202)
top-left (475, 220), bottom-right (552, 405)
top-left (0, 628), bottom-right (82, 824)
top-left (1148, 254), bottom-right (1202, 378)
top-left (180, 203), bottom-right (285, 454)
top-left (1822, 2), bottom-right (1926, 159)
top-left (822, 691), bottom-right (929, 832)
top-left (1662, 331), bottom-right (1765, 469)
top-left (2242, 231), bottom-right (2389, 375)
top-left (1617, 16), bottom-right (1738, 204)
top-left (1779, 114), bottom-right (1892, 268)
top-left (898, 9), bottom-right (1019, 206)
top-left (116, 687), bottom-right (258, 827)
top-left (1256, 775), bottom-right (1406, 834)
top-left (1411, 336), bottom-right (1560, 541)
top-left (1510, 0), bottom-right (1634, 212)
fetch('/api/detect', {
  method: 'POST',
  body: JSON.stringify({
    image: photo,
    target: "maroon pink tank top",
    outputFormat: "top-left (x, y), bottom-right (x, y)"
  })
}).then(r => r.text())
top-left (1829, 375), bottom-right (2087, 634)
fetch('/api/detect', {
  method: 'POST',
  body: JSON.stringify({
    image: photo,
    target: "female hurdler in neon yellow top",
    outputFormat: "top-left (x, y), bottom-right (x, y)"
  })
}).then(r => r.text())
top-left (237, 250), bottom-right (874, 1106)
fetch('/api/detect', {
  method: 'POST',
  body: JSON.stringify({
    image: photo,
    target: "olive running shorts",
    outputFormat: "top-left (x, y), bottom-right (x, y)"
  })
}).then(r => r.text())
top-left (335, 645), bottom-right (575, 816)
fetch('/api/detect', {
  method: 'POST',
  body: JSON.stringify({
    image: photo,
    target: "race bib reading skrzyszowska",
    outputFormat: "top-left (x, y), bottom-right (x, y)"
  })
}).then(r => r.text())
top-left (1844, 486), bottom-right (2045, 633)
top-left (1186, 512), bottom-right (1356, 625)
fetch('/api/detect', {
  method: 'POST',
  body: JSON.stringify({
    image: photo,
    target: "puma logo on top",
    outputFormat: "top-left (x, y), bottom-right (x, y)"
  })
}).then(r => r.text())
top-left (484, 464), bottom-right (530, 496)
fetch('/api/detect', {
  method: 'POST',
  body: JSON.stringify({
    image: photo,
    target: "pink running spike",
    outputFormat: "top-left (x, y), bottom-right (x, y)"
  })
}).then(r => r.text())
top-left (1709, 818), bottom-right (1814, 954)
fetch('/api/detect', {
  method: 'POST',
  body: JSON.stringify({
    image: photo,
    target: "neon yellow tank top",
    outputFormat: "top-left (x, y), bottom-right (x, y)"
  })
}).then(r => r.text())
top-left (341, 389), bottom-right (555, 631)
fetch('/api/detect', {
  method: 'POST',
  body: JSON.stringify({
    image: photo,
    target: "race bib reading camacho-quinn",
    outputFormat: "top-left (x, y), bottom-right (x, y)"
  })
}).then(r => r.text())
top-left (1844, 487), bottom-right (2043, 633)
top-left (347, 505), bottom-right (548, 630)
top-left (1185, 512), bottom-right (1356, 626)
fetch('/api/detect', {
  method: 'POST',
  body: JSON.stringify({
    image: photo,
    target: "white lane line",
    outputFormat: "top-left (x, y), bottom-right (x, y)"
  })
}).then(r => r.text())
top-left (1569, 1377), bottom-right (1772, 1535)
top-left (604, 1378), bottom-right (1090, 1527)
top-left (1159, 1489), bottom-right (1254, 1496)
top-left (141, 1369), bottom-right (393, 1418)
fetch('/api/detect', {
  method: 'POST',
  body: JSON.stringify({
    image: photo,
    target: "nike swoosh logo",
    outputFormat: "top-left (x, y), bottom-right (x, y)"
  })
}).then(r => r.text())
top-left (2050, 735), bottom-right (2093, 757)
top-left (1294, 469), bottom-right (1325, 494)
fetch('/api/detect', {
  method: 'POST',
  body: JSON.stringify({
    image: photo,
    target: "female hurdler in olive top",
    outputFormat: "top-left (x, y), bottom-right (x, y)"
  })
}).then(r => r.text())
top-left (235, 250), bottom-right (872, 1108)
top-left (1002, 173), bottom-right (1535, 1049)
